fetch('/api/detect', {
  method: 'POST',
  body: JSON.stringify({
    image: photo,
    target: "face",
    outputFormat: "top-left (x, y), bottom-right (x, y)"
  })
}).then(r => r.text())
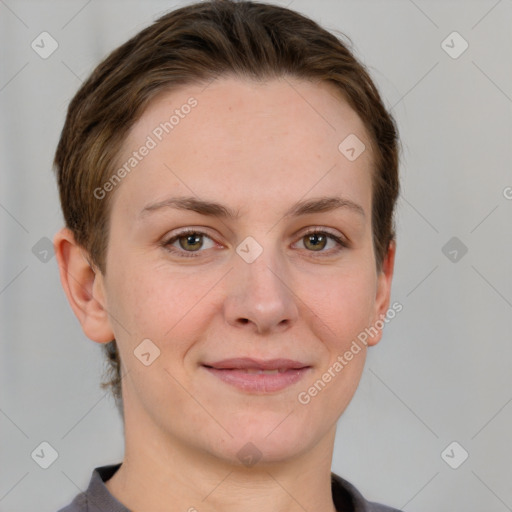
top-left (94, 76), bottom-right (394, 465)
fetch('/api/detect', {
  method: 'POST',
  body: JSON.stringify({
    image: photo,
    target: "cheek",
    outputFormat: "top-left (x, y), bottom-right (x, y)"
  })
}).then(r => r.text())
top-left (299, 270), bottom-right (375, 416)
top-left (308, 266), bottom-right (377, 344)
top-left (108, 263), bottom-right (215, 349)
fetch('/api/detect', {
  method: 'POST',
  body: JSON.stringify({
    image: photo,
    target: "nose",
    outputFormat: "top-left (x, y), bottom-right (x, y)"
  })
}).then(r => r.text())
top-left (223, 243), bottom-right (299, 335)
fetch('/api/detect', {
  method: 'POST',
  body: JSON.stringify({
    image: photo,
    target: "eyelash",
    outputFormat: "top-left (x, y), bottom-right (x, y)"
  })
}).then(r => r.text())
top-left (161, 228), bottom-right (348, 259)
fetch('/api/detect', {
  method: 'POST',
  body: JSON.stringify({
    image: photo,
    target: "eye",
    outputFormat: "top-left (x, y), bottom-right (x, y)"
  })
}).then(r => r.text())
top-left (162, 229), bottom-right (216, 258)
top-left (294, 229), bottom-right (348, 256)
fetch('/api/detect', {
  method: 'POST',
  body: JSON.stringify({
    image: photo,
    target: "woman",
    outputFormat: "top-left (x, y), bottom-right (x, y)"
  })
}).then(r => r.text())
top-left (53, 1), bottom-right (402, 510)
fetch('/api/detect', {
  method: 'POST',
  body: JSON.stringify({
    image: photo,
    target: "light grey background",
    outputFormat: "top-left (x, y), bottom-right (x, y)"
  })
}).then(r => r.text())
top-left (1, 0), bottom-right (511, 511)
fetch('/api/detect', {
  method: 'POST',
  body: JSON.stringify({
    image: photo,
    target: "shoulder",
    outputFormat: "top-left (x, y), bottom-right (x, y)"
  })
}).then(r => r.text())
top-left (331, 472), bottom-right (403, 512)
top-left (56, 491), bottom-right (88, 512)
top-left (56, 463), bottom-right (124, 512)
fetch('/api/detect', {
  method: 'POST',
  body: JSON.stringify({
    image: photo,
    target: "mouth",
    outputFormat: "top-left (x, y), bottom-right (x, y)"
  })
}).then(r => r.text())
top-left (205, 367), bottom-right (297, 374)
top-left (202, 357), bottom-right (309, 371)
top-left (201, 358), bottom-right (312, 393)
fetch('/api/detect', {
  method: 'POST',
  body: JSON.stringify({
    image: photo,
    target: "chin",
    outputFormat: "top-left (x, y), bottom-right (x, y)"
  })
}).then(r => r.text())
top-left (220, 416), bottom-right (319, 465)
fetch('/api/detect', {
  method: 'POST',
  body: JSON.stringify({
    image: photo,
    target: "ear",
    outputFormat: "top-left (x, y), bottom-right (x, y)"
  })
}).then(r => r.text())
top-left (53, 227), bottom-right (114, 343)
top-left (366, 239), bottom-right (396, 347)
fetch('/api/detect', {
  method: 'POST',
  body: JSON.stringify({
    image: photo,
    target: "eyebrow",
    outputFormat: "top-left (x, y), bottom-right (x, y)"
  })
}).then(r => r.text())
top-left (139, 195), bottom-right (365, 220)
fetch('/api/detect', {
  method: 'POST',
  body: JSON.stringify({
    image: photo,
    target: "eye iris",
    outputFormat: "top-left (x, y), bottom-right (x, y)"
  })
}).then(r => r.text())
top-left (305, 233), bottom-right (326, 251)
top-left (179, 233), bottom-right (203, 251)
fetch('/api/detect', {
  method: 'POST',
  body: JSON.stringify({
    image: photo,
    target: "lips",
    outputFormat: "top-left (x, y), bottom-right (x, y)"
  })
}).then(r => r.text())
top-left (202, 358), bottom-right (312, 393)
top-left (202, 357), bottom-right (309, 371)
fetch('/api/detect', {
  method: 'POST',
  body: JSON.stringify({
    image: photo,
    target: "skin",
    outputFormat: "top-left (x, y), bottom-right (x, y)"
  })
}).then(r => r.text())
top-left (54, 76), bottom-right (395, 512)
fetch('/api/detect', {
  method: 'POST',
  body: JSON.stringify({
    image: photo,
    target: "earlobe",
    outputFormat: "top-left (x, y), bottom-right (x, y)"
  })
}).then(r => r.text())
top-left (366, 239), bottom-right (396, 347)
top-left (53, 227), bottom-right (115, 343)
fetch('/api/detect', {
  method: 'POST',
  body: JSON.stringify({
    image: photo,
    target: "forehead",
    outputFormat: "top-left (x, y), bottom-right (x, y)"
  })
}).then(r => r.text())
top-left (127, 75), bottom-right (370, 149)
top-left (110, 76), bottom-right (374, 220)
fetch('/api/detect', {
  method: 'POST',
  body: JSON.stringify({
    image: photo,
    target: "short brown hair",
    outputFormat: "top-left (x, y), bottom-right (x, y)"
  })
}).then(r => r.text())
top-left (53, 0), bottom-right (400, 416)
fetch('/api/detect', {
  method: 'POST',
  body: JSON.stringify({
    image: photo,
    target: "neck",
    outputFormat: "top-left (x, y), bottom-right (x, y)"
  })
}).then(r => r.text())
top-left (106, 401), bottom-right (339, 512)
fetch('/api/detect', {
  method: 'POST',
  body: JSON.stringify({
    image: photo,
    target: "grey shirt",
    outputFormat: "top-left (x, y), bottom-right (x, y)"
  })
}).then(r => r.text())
top-left (57, 463), bottom-right (403, 512)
